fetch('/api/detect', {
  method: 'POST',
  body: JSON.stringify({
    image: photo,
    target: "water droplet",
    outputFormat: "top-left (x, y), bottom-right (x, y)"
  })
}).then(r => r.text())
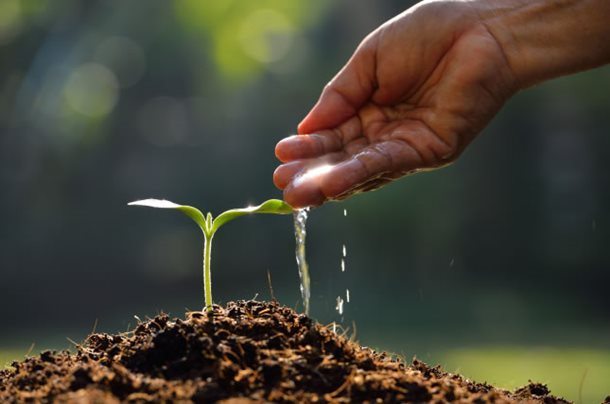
top-left (340, 258), bottom-right (345, 272)
top-left (343, 209), bottom-right (347, 217)
top-left (335, 296), bottom-right (344, 315)
top-left (332, 322), bottom-right (336, 333)
top-left (449, 258), bottom-right (455, 267)
top-left (346, 288), bottom-right (350, 303)
top-left (342, 244), bottom-right (347, 258)
top-left (293, 208), bottom-right (311, 315)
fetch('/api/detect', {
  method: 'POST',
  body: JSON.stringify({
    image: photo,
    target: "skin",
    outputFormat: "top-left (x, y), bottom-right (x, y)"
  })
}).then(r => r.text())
top-left (274, 0), bottom-right (610, 208)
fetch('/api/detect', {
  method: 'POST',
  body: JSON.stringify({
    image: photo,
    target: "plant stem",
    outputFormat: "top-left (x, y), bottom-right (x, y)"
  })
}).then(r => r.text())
top-left (203, 235), bottom-right (213, 311)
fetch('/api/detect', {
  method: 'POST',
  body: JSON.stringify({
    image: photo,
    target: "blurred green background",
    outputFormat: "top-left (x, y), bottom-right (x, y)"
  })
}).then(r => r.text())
top-left (1, 1), bottom-right (609, 402)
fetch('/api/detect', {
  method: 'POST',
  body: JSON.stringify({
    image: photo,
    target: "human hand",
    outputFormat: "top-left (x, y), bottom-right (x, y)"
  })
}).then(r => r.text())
top-left (274, 1), bottom-right (517, 208)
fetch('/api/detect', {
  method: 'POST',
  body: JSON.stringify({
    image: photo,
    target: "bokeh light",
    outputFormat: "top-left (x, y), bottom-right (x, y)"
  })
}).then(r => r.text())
top-left (238, 9), bottom-right (295, 64)
top-left (63, 63), bottom-right (119, 118)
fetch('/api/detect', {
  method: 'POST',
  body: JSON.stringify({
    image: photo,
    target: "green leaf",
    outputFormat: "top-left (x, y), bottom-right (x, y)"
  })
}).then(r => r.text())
top-left (211, 199), bottom-right (292, 233)
top-left (128, 199), bottom-right (208, 234)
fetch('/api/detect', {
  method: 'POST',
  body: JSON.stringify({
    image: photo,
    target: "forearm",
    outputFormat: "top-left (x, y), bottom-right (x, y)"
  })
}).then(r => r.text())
top-left (475, 0), bottom-right (610, 89)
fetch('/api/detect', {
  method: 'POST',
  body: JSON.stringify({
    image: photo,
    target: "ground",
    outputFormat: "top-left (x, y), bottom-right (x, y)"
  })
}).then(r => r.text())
top-left (0, 300), bottom-right (583, 403)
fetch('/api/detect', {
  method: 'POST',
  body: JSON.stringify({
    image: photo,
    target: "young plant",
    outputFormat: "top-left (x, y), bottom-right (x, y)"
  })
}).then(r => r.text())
top-left (128, 198), bottom-right (293, 311)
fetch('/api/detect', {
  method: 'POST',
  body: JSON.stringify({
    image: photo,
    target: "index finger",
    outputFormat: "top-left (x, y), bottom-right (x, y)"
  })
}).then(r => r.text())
top-left (275, 133), bottom-right (343, 163)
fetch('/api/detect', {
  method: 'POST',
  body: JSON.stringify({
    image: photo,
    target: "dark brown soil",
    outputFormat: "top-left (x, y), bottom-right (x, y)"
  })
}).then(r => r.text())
top-left (1, 300), bottom-right (569, 403)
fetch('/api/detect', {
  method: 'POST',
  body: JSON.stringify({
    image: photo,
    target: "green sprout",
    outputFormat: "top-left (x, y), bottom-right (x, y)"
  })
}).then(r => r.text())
top-left (128, 198), bottom-right (293, 311)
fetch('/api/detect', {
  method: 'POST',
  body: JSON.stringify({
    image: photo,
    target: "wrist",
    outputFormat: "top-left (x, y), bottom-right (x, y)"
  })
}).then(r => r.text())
top-left (475, 0), bottom-right (610, 89)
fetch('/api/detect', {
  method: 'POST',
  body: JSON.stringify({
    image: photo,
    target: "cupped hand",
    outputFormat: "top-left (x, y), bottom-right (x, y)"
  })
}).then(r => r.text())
top-left (274, 1), bottom-right (517, 208)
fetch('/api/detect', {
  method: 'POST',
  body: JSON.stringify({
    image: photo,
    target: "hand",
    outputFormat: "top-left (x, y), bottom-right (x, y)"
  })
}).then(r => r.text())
top-left (274, 1), bottom-right (518, 208)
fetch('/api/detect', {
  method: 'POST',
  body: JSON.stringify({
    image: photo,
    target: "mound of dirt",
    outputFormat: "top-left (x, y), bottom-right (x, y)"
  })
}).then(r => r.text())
top-left (1, 300), bottom-right (568, 403)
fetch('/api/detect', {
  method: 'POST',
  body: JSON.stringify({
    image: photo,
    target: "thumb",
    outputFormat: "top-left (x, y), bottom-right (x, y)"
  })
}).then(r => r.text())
top-left (298, 41), bottom-right (377, 134)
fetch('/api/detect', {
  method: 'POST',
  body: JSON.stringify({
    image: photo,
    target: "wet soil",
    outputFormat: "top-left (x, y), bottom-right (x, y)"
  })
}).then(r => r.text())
top-left (1, 300), bottom-right (570, 403)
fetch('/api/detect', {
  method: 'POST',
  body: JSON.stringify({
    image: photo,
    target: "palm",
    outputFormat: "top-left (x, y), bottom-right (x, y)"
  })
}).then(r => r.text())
top-left (275, 7), bottom-right (515, 207)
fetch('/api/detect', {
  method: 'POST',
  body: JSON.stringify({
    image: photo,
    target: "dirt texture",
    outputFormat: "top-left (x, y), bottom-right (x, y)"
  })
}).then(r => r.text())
top-left (1, 300), bottom-right (570, 403)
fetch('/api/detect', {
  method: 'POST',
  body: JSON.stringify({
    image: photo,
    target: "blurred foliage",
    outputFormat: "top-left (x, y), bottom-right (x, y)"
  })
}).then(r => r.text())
top-left (1, 1), bottom-right (610, 399)
top-left (438, 347), bottom-right (610, 404)
top-left (175, 1), bottom-right (330, 83)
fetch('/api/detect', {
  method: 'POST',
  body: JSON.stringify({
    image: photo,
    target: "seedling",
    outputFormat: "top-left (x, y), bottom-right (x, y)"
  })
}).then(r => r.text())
top-left (128, 198), bottom-right (293, 311)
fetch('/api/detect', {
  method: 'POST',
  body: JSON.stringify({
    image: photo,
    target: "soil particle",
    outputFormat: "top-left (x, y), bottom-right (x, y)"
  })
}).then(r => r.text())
top-left (1, 300), bottom-right (570, 403)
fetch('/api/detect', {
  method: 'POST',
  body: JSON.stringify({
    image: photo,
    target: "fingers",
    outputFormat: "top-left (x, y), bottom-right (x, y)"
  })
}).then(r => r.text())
top-left (280, 139), bottom-right (424, 208)
top-left (274, 150), bottom-right (346, 191)
top-left (275, 116), bottom-right (364, 164)
top-left (275, 133), bottom-right (342, 163)
top-left (273, 160), bottom-right (305, 190)
top-left (281, 157), bottom-right (375, 208)
top-left (281, 173), bottom-right (327, 208)
top-left (298, 39), bottom-right (377, 134)
top-left (316, 149), bottom-right (389, 199)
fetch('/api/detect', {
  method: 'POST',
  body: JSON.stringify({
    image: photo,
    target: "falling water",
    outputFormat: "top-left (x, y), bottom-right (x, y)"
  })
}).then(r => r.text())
top-left (335, 295), bottom-right (344, 315)
top-left (340, 211), bottom-right (349, 312)
top-left (294, 208), bottom-right (311, 315)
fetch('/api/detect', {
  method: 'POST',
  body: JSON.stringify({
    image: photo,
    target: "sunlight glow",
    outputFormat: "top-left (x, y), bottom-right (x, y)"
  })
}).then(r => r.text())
top-left (293, 164), bottom-right (334, 186)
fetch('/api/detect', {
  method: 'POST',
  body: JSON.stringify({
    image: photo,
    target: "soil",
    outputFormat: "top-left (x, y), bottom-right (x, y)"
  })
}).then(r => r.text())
top-left (1, 300), bottom-right (571, 403)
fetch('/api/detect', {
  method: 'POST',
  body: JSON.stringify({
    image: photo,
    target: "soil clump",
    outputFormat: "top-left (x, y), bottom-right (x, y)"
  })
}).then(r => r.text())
top-left (0, 300), bottom-right (569, 403)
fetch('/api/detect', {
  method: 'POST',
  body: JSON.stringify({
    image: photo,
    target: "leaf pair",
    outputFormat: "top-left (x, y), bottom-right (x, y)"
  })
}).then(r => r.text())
top-left (129, 198), bottom-right (292, 238)
top-left (128, 198), bottom-right (293, 310)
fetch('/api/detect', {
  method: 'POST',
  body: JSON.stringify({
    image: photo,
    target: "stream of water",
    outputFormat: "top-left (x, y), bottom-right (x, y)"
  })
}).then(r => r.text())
top-left (293, 208), bottom-right (311, 315)
top-left (293, 207), bottom-right (351, 319)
